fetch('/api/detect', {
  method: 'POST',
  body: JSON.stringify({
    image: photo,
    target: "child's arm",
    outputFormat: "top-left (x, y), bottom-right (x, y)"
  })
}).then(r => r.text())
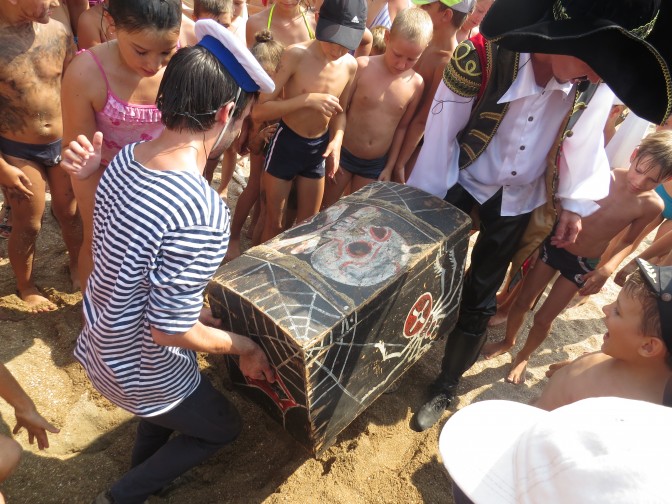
top-left (380, 76), bottom-right (425, 182)
top-left (324, 58), bottom-right (358, 181)
top-left (248, 123), bottom-right (279, 155)
top-left (0, 364), bottom-right (59, 450)
top-left (580, 202), bottom-right (664, 295)
top-left (0, 157), bottom-right (33, 198)
top-left (61, 52), bottom-right (105, 179)
top-left (67, 0), bottom-right (89, 37)
top-left (615, 227), bottom-right (672, 285)
top-left (77, 10), bottom-right (103, 50)
top-left (251, 47), bottom-right (343, 123)
top-left (393, 66), bottom-right (442, 183)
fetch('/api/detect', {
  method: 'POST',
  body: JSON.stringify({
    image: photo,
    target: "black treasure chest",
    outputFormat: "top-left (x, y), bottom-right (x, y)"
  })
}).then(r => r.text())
top-left (208, 181), bottom-right (470, 455)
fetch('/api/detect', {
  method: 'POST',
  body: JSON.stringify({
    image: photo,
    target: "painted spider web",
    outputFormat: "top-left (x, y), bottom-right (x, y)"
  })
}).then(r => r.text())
top-left (211, 182), bottom-right (468, 450)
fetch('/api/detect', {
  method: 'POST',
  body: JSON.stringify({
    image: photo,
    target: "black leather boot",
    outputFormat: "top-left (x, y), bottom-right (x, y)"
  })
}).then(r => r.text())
top-left (412, 325), bottom-right (488, 432)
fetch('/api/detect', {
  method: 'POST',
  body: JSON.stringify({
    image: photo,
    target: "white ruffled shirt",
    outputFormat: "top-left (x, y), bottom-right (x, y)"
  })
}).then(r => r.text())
top-left (408, 53), bottom-right (614, 217)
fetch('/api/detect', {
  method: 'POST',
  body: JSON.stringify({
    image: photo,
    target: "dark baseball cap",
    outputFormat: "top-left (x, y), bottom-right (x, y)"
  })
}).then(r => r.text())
top-left (315, 0), bottom-right (367, 52)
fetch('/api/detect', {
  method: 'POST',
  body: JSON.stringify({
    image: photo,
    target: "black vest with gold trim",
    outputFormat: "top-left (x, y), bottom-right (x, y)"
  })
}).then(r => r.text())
top-left (443, 36), bottom-right (599, 281)
top-left (443, 37), bottom-right (519, 170)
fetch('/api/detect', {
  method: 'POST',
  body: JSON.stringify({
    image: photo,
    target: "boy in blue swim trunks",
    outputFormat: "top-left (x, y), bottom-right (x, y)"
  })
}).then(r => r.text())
top-left (483, 130), bottom-right (672, 384)
top-left (321, 7), bottom-right (432, 209)
top-left (253, 0), bottom-right (364, 242)
top-left (0, 0), bottom-right (81, 312)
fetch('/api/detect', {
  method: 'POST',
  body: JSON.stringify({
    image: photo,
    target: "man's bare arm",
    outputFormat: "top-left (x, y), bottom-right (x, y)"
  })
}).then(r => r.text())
top-left (151, 310), bottom-right (276, 383)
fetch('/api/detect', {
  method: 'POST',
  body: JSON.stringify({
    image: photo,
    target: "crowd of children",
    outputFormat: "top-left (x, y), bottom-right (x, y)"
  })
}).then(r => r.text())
top-left (2, 0), bottom-right (672, 501)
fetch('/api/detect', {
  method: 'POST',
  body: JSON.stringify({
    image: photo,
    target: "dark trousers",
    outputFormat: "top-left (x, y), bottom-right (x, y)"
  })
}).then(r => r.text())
top-left (110, 377), bottom-right (242, 504)
top-left (434, 185), bottom-right (531, 391)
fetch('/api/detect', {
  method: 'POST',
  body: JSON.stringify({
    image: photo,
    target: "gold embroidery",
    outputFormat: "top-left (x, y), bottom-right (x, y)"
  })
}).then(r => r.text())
top-left (443, 40), bottom-right (482, 98)
top-left (552, 0), bottom-right (659, 40)
top-left (469, 129), bottom-right (490, 143)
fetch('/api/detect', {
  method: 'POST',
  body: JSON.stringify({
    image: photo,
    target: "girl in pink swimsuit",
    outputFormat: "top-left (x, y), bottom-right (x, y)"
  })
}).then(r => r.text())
top-left (62, 0), bottom-right (182, 291)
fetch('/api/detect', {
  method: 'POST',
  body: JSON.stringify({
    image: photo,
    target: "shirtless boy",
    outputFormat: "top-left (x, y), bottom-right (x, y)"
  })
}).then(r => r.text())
top-left (253, 0), bottom-right (364, 242)
top-left (394, 0), bottom-right (473, 183)
top-left (534, 261), bottom-right (672, 411)
top-left (483, 130), bottom-right (672, 384)
top-left (321, 8), bottom-right (431, 207)
top-left (246, 0), bottom-right (316, 47)
top-left (0, 0), bottom-right (81, 311)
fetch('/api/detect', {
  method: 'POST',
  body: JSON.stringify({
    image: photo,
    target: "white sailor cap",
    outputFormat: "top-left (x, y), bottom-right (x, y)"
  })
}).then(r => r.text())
top-left (195, 19), bottom-right (275, 94)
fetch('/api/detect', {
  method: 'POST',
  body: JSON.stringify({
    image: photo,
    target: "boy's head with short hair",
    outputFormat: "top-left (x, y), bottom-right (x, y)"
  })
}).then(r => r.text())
top-left (194, 0), bottom-right (233, 27)
top-left (390, 7), bottom-right (433, 47)
top-left (411, 0), bottom-right (475, 30)
top-left (382, 8), bottom-right (432, 73)
top-left (602, 263), bottom-right (672, 369)
top-left (370, 25), bottom-right (389, 55)
top-left (628, 130), bottom-right (672, 192)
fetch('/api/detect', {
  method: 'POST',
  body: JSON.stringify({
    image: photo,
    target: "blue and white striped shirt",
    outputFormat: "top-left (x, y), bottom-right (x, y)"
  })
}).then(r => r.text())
top-left (74, 143), bottom-right (229, 417)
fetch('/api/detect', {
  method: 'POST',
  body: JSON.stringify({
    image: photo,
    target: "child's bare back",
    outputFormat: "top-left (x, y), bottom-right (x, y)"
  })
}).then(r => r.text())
top-left (535, 352), bottom-right (669, 411)
top-left (566, 168), bottom-right (664, 259)
top-left (0, 19), bottom-right (73, 144)
top-left (344, 55), bottom-right (423, 159)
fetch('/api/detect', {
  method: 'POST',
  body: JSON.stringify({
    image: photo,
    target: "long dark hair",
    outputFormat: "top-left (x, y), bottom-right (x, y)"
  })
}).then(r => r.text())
top-left (107, 0), bottom-right (182, 33)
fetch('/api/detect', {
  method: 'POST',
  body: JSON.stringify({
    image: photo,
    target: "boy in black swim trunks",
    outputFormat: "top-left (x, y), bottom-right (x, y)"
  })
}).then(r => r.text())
top-left (321, 7), bottom-right (432, 209)
top-left (0, 0), bottom-right (81, 312)
top-left (252, 0), bottom-right (364, 242)
top-left (483, 130), bottom-right (672, 385)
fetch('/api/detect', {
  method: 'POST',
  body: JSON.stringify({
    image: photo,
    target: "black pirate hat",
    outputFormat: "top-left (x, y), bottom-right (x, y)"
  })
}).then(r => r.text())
top-left (480, 0), bottom-right (672, 125)
top-left (636, 258), bottom-right (672, 352)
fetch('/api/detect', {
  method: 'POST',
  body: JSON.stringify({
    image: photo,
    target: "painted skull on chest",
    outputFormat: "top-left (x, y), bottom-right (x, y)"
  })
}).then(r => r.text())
top-left (311, 207), bottom-right (409, 286)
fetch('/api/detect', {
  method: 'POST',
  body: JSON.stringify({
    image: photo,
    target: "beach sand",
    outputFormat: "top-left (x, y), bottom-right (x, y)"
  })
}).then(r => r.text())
top-left (0, 160), bottom-right (637, 503)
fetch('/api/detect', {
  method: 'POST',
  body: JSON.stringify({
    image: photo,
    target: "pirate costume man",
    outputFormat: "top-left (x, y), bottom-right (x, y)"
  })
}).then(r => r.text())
top-left (409, 0), bottom-right (672, 431)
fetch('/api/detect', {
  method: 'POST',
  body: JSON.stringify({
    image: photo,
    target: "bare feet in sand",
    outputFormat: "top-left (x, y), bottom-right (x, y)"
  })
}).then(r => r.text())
top-left (487, 310), bottom-right (508, 327)
top-left (224, 239), bottom-right (242, 263)
top-left (19, 288), bottom-right (57, 313)
top-left (506, 354), bottom-right (529, 384)
top-left (481, 340), bottom-right (513, 360)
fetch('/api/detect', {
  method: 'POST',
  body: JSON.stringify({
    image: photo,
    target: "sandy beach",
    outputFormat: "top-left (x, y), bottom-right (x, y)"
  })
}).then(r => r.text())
top-left (0, 159), bottom-right (636, 503)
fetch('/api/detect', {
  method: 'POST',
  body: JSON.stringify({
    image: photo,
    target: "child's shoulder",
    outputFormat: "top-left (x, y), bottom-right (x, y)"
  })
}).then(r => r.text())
top-left (64, 44), bottom-right (109, 92)
top-left (69, 43), bottom-right (108, 72)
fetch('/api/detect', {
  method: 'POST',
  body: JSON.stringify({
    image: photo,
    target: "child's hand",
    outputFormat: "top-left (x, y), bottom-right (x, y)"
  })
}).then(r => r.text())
top-left (0, 160), bottom-right (33, 198)
top-left (61, 132), bottom-right (104, 180)
top-left (578, 267), bottom-right (610, 296)
top-left (614, 261), bottom-right (637, 286)
top-left (307, 93), bottom-right (343, 117)
top-left (545, 359), bottom-right (572, 378)
top-left (13, 404), bottom-right (59, 450)
top-left (323, 139), bottom-right (341, 181)
top-left (392, 164), bottom-right (405, 184)
top-left (378, 166), bottom-right (393, 182)
top-left (249, 123), bottom-right (278, 155)
top-left (550, 209), bottom-right (582, 248)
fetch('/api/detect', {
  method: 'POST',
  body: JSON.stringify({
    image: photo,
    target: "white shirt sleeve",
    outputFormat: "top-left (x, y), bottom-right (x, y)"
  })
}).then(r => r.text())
top-left (407, 80), bottom-right (473, 198)
top-left (557, 84), bottom-right (614, 217)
